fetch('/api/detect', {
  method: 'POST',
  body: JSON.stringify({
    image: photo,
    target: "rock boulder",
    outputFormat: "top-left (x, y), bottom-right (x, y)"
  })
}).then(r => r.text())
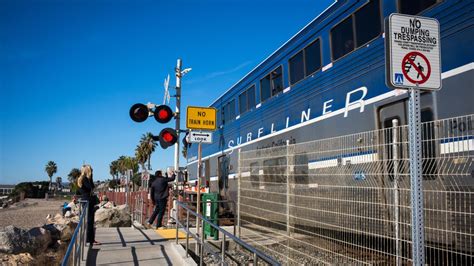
top-left (26, 227), bottom-right (51, 255)
top-left (0, 226), bottom-right (29, 254)
top-left (55, 221), bottom-right (78, 241)
top-left (95, 204), bottom-right (131, 227)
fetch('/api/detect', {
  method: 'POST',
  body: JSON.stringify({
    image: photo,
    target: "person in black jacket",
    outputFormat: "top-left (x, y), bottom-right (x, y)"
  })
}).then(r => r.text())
top-left (77, 164), bottom-right (100, 245)
top-left (147, 170), bottom-right (175, 229)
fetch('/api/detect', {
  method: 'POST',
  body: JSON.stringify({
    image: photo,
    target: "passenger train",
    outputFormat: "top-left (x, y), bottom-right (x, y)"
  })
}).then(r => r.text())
top-left (186, 0), bottom-right (473, 260)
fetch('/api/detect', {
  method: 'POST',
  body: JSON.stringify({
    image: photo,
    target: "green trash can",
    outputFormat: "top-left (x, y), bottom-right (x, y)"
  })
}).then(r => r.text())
top-left (202, 192), bottom-right (219, 240)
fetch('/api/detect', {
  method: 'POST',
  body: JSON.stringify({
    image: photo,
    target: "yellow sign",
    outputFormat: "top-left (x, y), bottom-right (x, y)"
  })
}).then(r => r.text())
top-left (186, 106), bottom-right (217, 130)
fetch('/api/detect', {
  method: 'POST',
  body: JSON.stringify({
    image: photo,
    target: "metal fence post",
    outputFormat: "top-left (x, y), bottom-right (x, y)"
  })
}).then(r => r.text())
top-left (176, 204), bottom-right (180, 244)
top-left (408, 87), bottom-right (425, 265)
top-left (221, 234), bottom-right (226, 264)
top-left (186, 210), bottom-right (189, 258)
top-left (392, 118), bottom-right (401, 266)
top-left (286, 140), bottom-right (290, 236)
top-left (237, 148), bottom-right (241, 238)
top-left (200, 218), bottom-right (205, 266)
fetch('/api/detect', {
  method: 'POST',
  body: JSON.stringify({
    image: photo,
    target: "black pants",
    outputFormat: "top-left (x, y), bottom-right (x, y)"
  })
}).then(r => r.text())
top-left (82, 200), bottom-right (95, 244)
top-left (148, 198), bottom-right (168, 228)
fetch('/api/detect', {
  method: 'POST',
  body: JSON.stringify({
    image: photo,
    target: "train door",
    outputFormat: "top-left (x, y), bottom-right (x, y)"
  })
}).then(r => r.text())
top-left (218, 155), bottom-right (229, 196)
top-left (378, 94), bottom-right (440, 247)
top-left (378, 100), bottom-right (408, 243)
top-left (217, 155), bottom-right (232, 215)
top-left (203, 159), bottom-right (210, 187)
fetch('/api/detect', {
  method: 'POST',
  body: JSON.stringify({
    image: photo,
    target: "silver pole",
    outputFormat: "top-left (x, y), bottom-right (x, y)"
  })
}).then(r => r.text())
top-left (196, 142), bottom-right (202, 254)
top-left (174, 59), bottom-right (182, 172)
top-left (408, 87), bottom-right (425, 265)
top-left (392, 118), bottom-right (401, 266)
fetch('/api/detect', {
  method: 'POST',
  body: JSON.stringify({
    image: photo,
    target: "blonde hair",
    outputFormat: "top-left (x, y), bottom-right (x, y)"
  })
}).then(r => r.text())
top-left (77, 165), bottom-right (93, 188)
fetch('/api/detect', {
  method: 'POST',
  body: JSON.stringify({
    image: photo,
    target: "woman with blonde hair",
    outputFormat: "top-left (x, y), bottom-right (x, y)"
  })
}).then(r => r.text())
top-left (77, 164), bottom-right (100, 245)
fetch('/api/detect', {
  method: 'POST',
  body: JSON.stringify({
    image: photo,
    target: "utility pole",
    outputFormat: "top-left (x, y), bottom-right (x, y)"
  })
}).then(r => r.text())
top-left (174, 59), bottom-right (182, 172)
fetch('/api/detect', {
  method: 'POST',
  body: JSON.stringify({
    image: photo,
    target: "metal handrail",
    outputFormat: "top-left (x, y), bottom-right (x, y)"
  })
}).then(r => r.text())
top-left (62, 200), bottom-right (88, 266)
top-left (175, 200), bottom-right (280, 266)
top-left (180, 200), bottom-right (237, 236)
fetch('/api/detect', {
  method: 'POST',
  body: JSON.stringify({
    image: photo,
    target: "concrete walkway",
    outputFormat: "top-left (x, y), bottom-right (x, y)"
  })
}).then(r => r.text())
top-left (83, 227), bottom-right (195, 266)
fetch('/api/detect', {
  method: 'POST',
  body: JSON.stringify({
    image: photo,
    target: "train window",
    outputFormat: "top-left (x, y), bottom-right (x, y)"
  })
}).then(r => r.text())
top-left (228, 99), bottom-right (236, 122)
top-left (260, 74), bottom-right (271, 102)
top-left (239, 91), bottom-right (247, 115)
top-left (354, 0), bottom-right (381, 47)
top-left (331, 0), bottom-right (382, 61)
top-left (222, 100), bottom-right (235, 124)
top-left (260, 66), bottom-right (283, 102)
top-left (247, 85), bottom-right (256, 110)
top-left (331, 16), bottom-right (354, 60)
top-left (271, 66), bottom-right (283, 96)
top-left (289, 50), bottom-right (304, 85)
top-left (239, 85), bottom-right (256, 115)
top-left (222, 103), bottom-right (228, 125)
top-left (305, 39), bottom-right (321, 75)
top-left (399, 0), bottom-right (437, 15)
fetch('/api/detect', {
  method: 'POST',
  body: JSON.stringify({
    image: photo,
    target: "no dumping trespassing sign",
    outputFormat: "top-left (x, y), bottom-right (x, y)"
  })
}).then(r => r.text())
top-left (385, 14), bottom-right (441, 91)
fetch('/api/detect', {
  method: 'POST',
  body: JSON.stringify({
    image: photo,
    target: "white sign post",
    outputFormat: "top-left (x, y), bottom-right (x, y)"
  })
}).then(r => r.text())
top-left (385, 14), bottom-right (441, 266)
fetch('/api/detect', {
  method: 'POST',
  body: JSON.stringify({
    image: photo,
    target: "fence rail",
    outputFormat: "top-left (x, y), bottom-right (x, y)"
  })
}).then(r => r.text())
top-left (61, 200), bottom-right (88, 266)
top-left (238, 114), bottom-right (473, 265)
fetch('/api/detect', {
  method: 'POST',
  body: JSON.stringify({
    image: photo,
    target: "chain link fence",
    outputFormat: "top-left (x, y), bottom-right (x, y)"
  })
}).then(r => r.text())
top-left (238, 114), bottom-right (473, 265)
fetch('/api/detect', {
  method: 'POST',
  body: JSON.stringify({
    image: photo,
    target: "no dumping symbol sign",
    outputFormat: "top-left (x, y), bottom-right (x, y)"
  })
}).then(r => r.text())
top-left (402, 51), bottom-right (431, 84)
top-left (385, 14), bottom-right (441, 91)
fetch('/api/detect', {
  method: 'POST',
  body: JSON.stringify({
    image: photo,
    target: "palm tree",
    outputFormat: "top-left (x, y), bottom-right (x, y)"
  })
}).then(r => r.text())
top-left (45, 161), bottom-right (57, 191)
top-left (116, 156), bottom-right (140, 191)
top-left (68, 168), bottom-right (81, 184)
top-left (135, 145), bottom-right (147, 172)
top-left (56, 176), bottom-right (62, 190)
top-left (117, 155), bottom-right (127, 176)
top-left (109, 161), bottom-right (119, 181)
top-left (138, 133), bottom-right (157, 170)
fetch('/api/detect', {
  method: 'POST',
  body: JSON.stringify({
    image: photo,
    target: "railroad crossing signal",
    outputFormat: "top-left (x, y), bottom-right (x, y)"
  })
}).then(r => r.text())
top-left (129, 103), bottom-right (178, 149)
top-left (157, 128), bottom-right (178, 149)
top-left (154, 105), bottom-right (174, 123)
top-left (129, 103), bottom-right (149, 123)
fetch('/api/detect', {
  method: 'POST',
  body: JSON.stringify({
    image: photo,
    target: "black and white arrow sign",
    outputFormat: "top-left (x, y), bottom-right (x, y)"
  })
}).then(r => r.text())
top-left (189, 131), bottom-right (213, 143)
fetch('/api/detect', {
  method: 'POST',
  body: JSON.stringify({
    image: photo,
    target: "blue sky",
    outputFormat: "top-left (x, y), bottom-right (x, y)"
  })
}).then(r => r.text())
top-left (0, 0), bottom-right (333, 184)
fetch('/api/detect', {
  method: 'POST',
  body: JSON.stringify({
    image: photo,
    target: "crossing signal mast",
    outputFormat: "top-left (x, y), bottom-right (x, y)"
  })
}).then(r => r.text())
top-left (129, 59), bottom-right (191, 172)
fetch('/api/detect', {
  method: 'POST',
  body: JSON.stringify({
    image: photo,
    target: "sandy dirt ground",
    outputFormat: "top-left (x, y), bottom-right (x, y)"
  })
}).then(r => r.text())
top-left (0, 198), bottom-right (66, 229)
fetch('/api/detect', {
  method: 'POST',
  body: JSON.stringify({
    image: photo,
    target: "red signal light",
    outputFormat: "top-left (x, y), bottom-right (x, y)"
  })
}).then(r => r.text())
top-left (154, 105), bottom-right (173, 123)
top-left (158, 128), bottom-right (177, 149)
top-left (162, 131), bottom-right (174, 142)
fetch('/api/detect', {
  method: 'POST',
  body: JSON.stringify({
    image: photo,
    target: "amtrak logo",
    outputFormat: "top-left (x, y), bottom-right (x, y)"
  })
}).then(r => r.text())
top-left (394, 73), bottom-right (404, 85)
